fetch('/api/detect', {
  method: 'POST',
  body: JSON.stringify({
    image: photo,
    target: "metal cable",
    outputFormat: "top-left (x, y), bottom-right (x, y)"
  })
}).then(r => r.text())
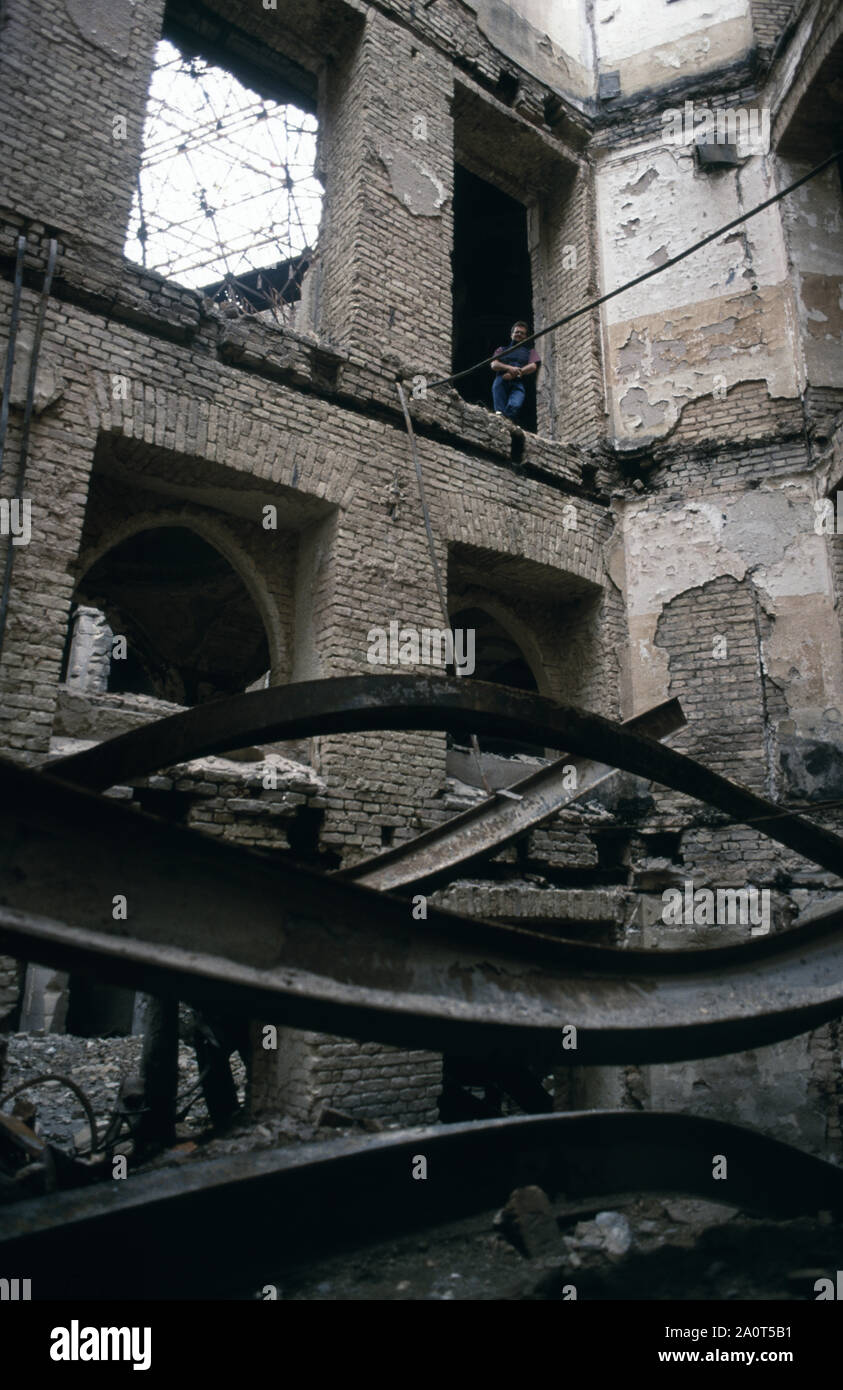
top-left (1, 1071), bottom-right (99, 1154)
top-left (0, 239), bottom-right (57, 658)
top-left (426, 148), bottom-right (843, 390)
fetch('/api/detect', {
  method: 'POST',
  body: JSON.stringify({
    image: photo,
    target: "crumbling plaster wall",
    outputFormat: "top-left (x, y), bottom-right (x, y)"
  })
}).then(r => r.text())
top-left (610, 480), bottom-right (843, 737)
top-left (593, 0), bottom-right (754, 98)
top-left (461, 0), bottom-right (595, 105)
top-left (597, 143), bottom-right (798, 442)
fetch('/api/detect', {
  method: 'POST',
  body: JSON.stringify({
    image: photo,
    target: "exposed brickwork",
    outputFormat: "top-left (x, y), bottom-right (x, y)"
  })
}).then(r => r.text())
top-left (750, 0), bottom-right (798, 64)
top-left (668, 381), bottom-right (804, 451)
top-left (656, 576), bottom-right (768, 791)
top-left (0, 0), bottom-right (840, 1144)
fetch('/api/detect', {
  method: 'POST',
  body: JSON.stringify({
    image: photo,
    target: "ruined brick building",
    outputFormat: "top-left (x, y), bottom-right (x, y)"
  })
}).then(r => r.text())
top-left (0, 0), bottom-right (842, 1164)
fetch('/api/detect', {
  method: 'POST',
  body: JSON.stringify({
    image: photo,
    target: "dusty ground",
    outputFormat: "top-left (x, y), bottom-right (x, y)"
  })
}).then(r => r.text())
top-left (246, 1196), bottom-right (843, 1302)
top-left (3, 1035), bottom-right (841, 1301)
top-left (1, 1031), bottom-right (247, 1150)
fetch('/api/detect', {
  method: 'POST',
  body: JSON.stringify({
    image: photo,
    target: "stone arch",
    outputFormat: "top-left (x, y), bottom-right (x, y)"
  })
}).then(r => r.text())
top-left (71, 514), bottom-right (282, 705)
top-left (74, 505), bottom-right (286, 690)
top-left (448, 589), bottom-right (553, 698)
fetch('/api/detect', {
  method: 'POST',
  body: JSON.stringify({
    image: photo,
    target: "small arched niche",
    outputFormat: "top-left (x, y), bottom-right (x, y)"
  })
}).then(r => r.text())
top-left (63, 526), bottom-right (270, 705)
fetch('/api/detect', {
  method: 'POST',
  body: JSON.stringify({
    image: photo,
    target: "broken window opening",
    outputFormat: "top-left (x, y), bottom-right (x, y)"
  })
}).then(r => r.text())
top-left (125, 38), bottom-right (322, 327)
top-left (449, 605), bottom-right (545, 763)
top-left (65, 527), bottom-right (271, 706)
top-left (451, 165), bottom-right (537, 433)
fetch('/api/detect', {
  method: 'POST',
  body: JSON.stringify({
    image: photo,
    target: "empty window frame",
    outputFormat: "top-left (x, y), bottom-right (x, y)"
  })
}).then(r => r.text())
top-left (126, 37), bottom-right (322, 320)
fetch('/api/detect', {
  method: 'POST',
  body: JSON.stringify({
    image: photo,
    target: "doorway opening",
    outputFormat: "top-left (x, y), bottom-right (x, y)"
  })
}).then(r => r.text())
top-left (451, 165), bottom-right (536, 432)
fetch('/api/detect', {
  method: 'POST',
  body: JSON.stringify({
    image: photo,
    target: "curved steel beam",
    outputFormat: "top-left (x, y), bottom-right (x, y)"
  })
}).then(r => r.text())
top-left (1, 1110), bottom-right (841, 1298)
top-left (49, 676), bottom-right (843, 877)
top-left (2, 761), bottom-right (843, 1064)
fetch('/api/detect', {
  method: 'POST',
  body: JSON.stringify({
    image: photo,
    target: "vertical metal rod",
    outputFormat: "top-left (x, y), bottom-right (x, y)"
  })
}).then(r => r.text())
top-left (0, 239), bottom-right (58, 658)
top-left (16, 239), bottom-right (57, 474)
top-left (0, 235), bottom-right (27, 479)
top-left (396, 382), bottom-right (494, 797)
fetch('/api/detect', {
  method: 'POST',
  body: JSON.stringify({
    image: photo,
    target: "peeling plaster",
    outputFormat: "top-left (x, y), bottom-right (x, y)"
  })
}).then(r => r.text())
top-left (622, 168), bottom-right (659, 196)
top-left (617, 484), bottom-right (843, 721)
top-left (597, 141), bottom-right (796, 437)
top-left (378, 148), bottom-right (447, 217)
top-left (653, 34), bottom-right (711, 72)
top-left (593, 1), bottom-right (751, 96)
top-left (619, 385), bottom-right (669, 431)
top-left (616, 327), bottom-right (646, 377)
top-left (649, 337), bottom-right (685, 373)
top-left (607, 288), bottom-right (798, 437)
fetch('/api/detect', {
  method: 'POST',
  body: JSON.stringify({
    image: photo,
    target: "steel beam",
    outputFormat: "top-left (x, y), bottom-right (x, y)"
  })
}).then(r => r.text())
top-left (2, 761), bottom-right (843, 1064)
top-left (341, 697), bottom-right (686, 891)
top-left (1, 1110), bottom-right (841, 1298)
top-left (49, 676), bottom-right (843, 878)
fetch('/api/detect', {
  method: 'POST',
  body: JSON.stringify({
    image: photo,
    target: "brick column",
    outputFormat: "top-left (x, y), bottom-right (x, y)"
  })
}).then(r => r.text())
top-left (318, 9), bottom-right (454, 375)
top-left (0, 286), bottom-right (98, 759)
top-left (0, 0), bottom-right (164, 259)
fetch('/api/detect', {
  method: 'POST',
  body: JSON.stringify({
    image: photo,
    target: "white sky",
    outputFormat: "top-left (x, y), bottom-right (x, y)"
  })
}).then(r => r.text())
top-left (125, 40), bottom-right (322, 290)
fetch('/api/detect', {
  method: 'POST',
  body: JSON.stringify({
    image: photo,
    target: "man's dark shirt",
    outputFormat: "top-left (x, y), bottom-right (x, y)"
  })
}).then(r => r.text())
top-left (493, 342), bottom-right (541, 370)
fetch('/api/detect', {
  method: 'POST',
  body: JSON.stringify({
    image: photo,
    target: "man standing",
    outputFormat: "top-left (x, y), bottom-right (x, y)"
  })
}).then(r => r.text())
top-left (491, 320), bottom-right (541, 422)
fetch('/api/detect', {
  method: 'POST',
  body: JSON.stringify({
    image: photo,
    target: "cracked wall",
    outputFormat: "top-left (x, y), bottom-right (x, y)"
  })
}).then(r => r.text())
top-left (611, 480), bottom-right (843, 739)
top-left (0, 0), bottom-right (841, 1150)
top-left (598, 143), bottom-right (798, 442)
top-left (594, 0), bottom-right (754, 99)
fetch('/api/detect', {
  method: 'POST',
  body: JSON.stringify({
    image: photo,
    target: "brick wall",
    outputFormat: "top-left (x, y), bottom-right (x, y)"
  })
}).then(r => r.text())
top-left (656, 575), bottom-right (768, 792)
top-left (750, 0), bottom-right (797, 63)
top-left (0, 39), bottom-right (614, 1121)
top-left (1, 0), bottom-right (841, 1144)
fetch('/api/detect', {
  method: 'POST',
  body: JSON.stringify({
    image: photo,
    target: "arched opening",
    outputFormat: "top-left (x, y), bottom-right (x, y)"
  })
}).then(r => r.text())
top-left (449, 605), bottom-right (545, 763)
top-left (63, 527), bottom-right (270, 705)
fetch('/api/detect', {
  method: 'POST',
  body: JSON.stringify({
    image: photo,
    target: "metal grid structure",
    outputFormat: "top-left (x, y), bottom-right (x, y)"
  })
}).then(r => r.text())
top-left (125, 39), bottom-right (322, 308)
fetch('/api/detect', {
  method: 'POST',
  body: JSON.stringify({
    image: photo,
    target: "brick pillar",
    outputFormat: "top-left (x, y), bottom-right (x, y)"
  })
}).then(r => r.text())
top-left (0, 0), bottom-right (165, 259)
top-left (318, 9), bottom-right (454, 375)
top-left (0, 294), bottom-right (97, 758)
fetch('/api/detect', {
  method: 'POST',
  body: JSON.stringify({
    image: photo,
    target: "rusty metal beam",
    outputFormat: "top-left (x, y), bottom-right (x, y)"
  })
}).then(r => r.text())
top-left (1, 1110), bottom-right (841, 1298)
top-left (2, 762), bottom-right (843, 1064)
top-left (49, 676), bottom-right (843, 877)
top-left (341, 697), bottom-right (685, 891)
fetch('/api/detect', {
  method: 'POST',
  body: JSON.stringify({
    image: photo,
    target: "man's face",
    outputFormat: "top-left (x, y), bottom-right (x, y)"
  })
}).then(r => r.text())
top-left (511, 324), bottom-right (527, 342)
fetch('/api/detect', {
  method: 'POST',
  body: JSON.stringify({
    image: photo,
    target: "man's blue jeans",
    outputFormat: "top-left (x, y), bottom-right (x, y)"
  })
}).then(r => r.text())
top-left (492, 374), bottom-right (526, 419)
